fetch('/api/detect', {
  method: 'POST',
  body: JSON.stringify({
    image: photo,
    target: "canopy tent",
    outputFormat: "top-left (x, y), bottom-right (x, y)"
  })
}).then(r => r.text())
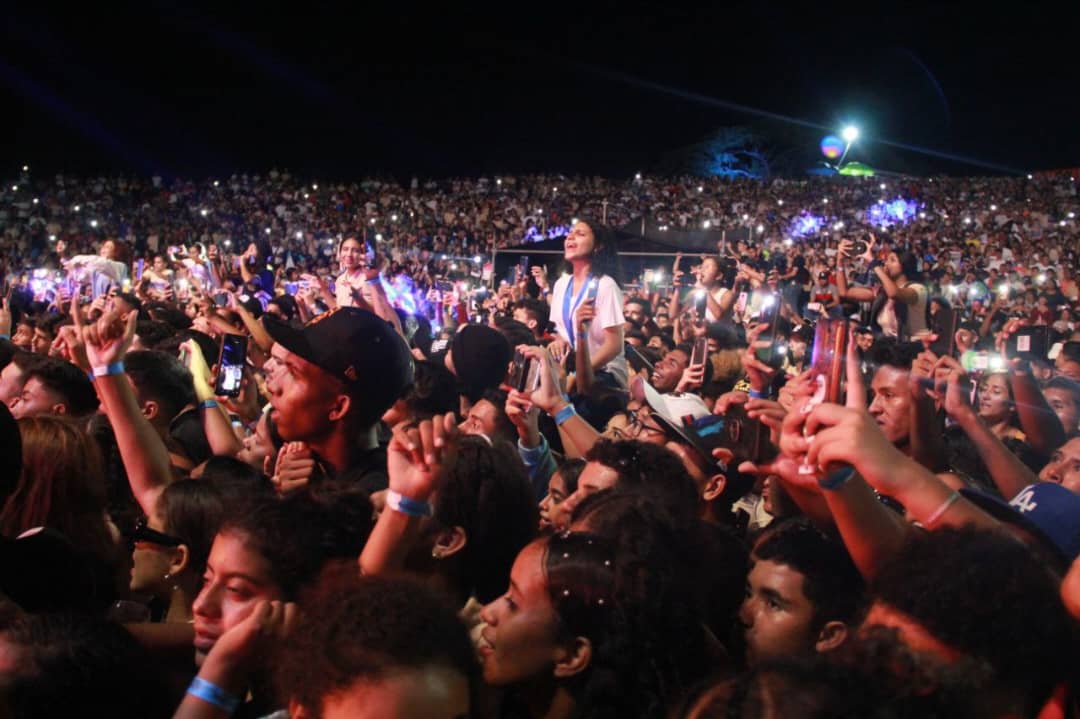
top-left (492, 218), bottom-right (752, 286)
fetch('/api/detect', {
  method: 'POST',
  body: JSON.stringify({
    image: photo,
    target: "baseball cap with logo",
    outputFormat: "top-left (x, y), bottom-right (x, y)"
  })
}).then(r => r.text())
top-left (265, 307), bottom-right (414, 420)
top-left (961, 482), bottom-right (1080, 566)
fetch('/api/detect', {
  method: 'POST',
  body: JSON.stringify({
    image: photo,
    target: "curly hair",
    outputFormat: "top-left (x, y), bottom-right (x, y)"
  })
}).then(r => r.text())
top-left (543, 528), bottom-right (708, 719)
top-left (752, 518), bottom-right (866, 632)
top-left (870, 526), bottom-right (1077, 716)
top-left (432, 436), bottom-right (538, 603)
top-left (218, 490), bottom-right (372, 600)
top-left (583, 439), bottom-right (701, 522)
top-left (275, 568), bottom-right (478, 716)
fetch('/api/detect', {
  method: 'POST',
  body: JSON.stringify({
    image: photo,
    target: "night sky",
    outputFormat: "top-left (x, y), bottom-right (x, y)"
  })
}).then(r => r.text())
top-left (2, 1), bottom-right (1077, 179)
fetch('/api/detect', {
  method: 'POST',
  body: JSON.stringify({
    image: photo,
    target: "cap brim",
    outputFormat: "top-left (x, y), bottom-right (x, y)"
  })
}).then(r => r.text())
top-left (959, 488), bottom-right (1068, 567)
top-left (631, 377), bottom-right (720, 467)
top-left (263, 315), bottom-right (318, 368)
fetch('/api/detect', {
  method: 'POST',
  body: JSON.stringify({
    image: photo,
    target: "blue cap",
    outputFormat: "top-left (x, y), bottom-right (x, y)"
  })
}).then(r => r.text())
top-left (961, 483), bottom-right (1080, 565)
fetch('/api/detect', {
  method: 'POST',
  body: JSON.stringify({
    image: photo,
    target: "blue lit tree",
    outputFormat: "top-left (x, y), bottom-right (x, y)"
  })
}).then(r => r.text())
top-left (659, 126), bottom-right (775, 178)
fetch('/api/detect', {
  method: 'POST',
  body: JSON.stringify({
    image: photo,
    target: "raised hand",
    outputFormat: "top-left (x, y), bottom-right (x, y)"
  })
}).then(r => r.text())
top-left (518, 345), bottom-right (565, 414)
top-left (76, 304), bottom-right (138, 368)
top-left (742, 322), bottom-right (780, 393)
top-left (387, 413), bottom-right (457, 501)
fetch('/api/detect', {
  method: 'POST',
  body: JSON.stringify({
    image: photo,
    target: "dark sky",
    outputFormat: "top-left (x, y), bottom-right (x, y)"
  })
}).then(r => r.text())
top-left (2, 1), bottom-right (1077, 179)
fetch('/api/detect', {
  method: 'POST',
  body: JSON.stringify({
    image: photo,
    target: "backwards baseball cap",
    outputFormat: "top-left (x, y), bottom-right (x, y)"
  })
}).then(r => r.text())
top-left (265, 307), bottom-right (414, 416)
top-left (961, 483), bottom-right (1080, 566)
top-left (631, 376), bottom-right (715, 459)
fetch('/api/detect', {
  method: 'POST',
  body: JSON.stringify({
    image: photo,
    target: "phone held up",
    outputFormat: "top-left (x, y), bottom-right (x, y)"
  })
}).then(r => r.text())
top-left (214, 333), bottom-right (248, 398)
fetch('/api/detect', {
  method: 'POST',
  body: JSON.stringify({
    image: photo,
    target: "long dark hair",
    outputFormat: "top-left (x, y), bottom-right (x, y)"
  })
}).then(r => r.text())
top-left (564, 218), bottom-right (624, 286)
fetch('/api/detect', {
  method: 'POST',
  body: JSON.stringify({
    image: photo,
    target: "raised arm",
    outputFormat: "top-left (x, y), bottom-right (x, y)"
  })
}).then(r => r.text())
top-left (360, 414), bottom-right (457, 576)
top-left (1008, 361), bottom-right (1066, 455)
top-left (181, 339), bottom-right (244, 459)
top-left (78, 308), bottom-right (174, 515)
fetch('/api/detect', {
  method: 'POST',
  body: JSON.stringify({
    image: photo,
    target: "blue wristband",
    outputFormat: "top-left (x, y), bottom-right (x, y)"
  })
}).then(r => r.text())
top-left (91, 361), bottom-right (125, 377)
top-left (199, 399), bottom-right (219, 410)
top-left (748, 388), bottom-right (771, 400)
top-left (187, 677), bottom-right (241, 714)
top-left (386, 490), bottom-right (434, 518)
top-left (0, 334), bottom-right (8, 340)
top-left (818, 466), bottom-right (855, 491)
top-left (554, 404), bottom-right (577, 426)
top-left (88, 372), bottom-right (96, 383)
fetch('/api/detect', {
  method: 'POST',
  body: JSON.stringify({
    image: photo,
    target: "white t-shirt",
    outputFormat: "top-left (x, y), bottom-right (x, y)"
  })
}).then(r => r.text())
top-left (549, 273), bottom-right (627, 388)
top-left (335, 270), bottom-right (366, 307)
top-left (876, 282), bottom-right (928, 338)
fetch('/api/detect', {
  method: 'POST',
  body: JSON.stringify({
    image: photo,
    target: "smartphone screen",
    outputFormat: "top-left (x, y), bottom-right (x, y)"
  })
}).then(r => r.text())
top-left (694, 289), bottom-right (708, 319)
top-left (929, 306), bottom-right (958, 358)
top-left (753, 294), bottom-right (785, 369)
top-left (809, 318), bottom-right (849, 405)
top-left (691, 336), bottom-right (708, 368)
top-left (214, 334), bottom-right (248, 398)
top-left (1007, 327), bottom-right (1050, 362)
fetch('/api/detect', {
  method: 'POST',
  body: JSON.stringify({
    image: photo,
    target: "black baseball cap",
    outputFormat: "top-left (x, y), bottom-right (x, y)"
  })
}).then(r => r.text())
top-left (264, 307), bottom-right (414, 409)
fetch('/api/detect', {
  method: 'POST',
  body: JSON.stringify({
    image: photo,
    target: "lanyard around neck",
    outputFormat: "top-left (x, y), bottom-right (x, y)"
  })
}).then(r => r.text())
top-left (563, 273), bottom-right (594, 348)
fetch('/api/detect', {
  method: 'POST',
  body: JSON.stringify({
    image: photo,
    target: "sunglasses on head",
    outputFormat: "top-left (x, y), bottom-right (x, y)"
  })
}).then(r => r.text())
top-left (127, 517), bottom-right (184, 550)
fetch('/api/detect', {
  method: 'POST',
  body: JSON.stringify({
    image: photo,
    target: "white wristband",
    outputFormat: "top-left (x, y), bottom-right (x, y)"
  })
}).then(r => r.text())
top-left (385, 490), bottom-right (434, 518)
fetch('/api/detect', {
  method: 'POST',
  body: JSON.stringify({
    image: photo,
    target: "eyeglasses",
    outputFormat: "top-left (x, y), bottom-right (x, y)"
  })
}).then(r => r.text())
top-left (611, 408), bottom-right (667, 440)
top-left (127, 518), bottom-right (184, 550)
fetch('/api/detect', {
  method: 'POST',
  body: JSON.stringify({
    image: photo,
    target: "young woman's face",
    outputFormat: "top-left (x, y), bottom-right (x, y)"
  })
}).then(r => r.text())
top-left (478, 540), bottom-right (566, 686)
top-left (538, 471), bottom-right (570, 532)
top-left (99, 240), bottom-right (116, 259)
top-left (338, 238), bottom-right (365, 271)
top-left (978, 373), bottom-right (1012, 422)
top-left (699, 258), bottom-right (719, 284)
top-left (884, 253), bottom-right (903, 279)
top-left (129, 508), bottom-right (182, 596)
top-left (191, 530), bottom-right (282, 666)
top-left (236, 413), bottom-right (274, 470)
top-left (563, 222), bottom-right (596, 262)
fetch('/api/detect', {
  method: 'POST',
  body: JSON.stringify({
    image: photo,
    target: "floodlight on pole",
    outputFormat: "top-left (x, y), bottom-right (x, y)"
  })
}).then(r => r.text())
top-left (838, 125), bottom-right (859, 168)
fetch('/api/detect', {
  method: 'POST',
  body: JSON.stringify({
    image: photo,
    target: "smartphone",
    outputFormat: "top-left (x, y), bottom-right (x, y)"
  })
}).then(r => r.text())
top-left (693, 289), bottom-right (708, 319)
top-left (1007, 326), bottom-right (1050, 362)
top-left (214, 333), bottom-right (248, 398)
top-left (213, 292), bottom-right (229, 307)
top-left (754, 294), bottom-right (785, 370)
top-left (434, 280), bottom-right (453, 293)
top-left (135, 258), bottom-right (145, 282)
top-left (809, 318), bottom-right (849, 405)
top-left (929, 306), bottom-right (959, 358)
top-left (585, 277), bottom-right (600, 303)
top-left (509, 349), bottom-right (542, 393)
top-left (283, 282), bottom-right (298, 296)
top-left (681, 405), bottom-right (777, 466)
top-left (519, 255), bottom-right (529, 279)
top-left (691, 336), bottom-right (708, 369)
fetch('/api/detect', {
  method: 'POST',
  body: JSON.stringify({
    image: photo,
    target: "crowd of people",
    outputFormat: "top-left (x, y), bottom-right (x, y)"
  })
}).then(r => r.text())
top-left (0, 167), bottom-right (1078, 718)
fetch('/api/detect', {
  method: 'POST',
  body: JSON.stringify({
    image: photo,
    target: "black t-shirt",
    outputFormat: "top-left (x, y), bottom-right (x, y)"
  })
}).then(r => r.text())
top-left (312, 445), bottom-right (389, 495)
top-left (169, 409), bottom-right (213, 467)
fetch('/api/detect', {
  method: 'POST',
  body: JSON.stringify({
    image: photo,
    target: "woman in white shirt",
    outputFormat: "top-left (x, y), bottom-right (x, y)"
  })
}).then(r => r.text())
top-left (549, 219), bottom-right (627, 389)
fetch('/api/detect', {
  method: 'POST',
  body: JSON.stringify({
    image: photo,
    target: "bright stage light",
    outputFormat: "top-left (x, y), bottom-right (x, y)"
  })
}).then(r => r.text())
top-left (841, 126), bottom-right (859, 143)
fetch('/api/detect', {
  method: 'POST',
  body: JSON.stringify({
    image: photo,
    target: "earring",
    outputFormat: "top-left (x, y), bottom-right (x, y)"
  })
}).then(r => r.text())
top-left (431, 547), bottom-right (443, 560)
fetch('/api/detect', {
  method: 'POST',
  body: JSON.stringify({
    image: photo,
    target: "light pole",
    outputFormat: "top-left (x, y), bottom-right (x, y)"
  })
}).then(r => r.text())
top-left (838, 125), bottom-right (859, 168)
